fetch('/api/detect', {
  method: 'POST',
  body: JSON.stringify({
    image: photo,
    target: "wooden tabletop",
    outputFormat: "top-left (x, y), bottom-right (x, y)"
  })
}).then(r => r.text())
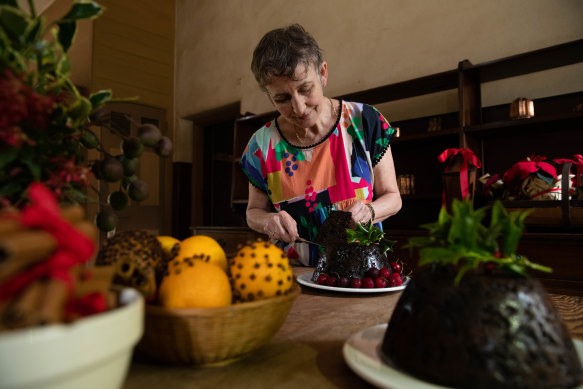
top-left (123, 267), bottom-right (583, 389)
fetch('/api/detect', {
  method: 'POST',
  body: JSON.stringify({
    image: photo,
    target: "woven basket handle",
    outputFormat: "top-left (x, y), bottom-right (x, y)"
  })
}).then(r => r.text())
top-left (561, 162), bottom-right (572, 226)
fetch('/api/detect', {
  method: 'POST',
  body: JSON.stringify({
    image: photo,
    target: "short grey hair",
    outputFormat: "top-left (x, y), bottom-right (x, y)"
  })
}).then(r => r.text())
top-left (251, 24), bottom-right (323, 90)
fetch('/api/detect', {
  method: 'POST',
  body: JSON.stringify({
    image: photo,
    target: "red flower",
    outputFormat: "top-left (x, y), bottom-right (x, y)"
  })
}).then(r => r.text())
top-left (45, 156), bottom-right (92, 197)
top-left (0, 70), bottom-right (56, 148)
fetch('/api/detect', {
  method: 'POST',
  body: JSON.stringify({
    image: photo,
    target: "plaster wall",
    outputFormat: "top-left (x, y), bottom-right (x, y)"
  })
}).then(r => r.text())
top-left (174, 0), bottom-right (583, 162)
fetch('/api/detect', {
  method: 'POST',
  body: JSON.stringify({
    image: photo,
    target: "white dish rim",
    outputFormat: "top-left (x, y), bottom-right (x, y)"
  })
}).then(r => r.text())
top-left (296, 272), bottom-right (408, 294)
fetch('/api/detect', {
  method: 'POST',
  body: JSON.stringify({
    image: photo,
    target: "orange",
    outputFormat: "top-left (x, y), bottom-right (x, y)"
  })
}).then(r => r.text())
top-left (157, 235), bottom-right (180, 257)
top-left (158, 260), bottom-right (232, 308)
top-left (230, 240), bottom-right (294, 302)
top-left (177, 235), bottom-right (227, 272)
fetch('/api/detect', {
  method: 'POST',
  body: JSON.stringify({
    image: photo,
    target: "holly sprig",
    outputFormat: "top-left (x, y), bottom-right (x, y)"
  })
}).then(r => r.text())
top-left (346, 222), bottom-right (396, 254)
top-left (406, 199), bottom-right (551, 284)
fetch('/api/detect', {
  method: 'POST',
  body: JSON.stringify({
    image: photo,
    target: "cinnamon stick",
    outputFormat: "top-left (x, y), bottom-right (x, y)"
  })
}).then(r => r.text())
top-left (0, 218), bottom-right (98, 283)
top-left (34, 278), bottom-right (68, 326)
top-left (0, 218), bottom-right (22, 237)
top-left (1, 280), bottom-right (45, 329)
top-left (0, 205), bottom-right (85, 237)
top-left (74, 265), bottom-right (116, 298)
top-left (59, 205), bottom-right (85, 225)
top-left (0, 231), bottom-right (57, 283)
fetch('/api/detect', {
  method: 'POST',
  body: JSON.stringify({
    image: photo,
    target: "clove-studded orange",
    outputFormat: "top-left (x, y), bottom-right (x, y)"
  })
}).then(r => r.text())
top-left (229, 240), bottom-right (293, 302)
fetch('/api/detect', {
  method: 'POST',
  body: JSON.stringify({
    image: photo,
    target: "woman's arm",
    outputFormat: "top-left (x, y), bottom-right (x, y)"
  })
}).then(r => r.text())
top-left (246, 184), bottom-right (299, 243)
top-left (344, 146), bottom-right (402, 226)
top-left (369, 145), bottom-right (402, 222)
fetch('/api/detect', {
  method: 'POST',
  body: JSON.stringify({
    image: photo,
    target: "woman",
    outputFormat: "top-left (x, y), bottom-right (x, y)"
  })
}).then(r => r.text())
top-left (240, 24), bottom-right (401, 266)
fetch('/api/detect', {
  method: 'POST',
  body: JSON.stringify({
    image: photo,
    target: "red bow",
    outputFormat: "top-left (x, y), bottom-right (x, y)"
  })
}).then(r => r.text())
top-left (503, 155), bottom-right (556, 184)
top-left (438, 148), bottom-right (482, 200)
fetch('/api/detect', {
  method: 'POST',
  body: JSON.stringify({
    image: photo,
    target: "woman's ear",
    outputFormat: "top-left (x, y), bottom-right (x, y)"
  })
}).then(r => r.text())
top-left (319, 61), bottom-right (328, 87)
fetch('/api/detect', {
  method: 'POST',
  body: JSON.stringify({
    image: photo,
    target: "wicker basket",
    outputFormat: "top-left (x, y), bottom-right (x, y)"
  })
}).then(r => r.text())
top-left (136, 283), bottom-right (300, 365)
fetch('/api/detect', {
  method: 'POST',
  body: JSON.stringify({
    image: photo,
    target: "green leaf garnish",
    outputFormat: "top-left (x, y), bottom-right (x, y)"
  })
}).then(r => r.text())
top-left (406, 199), bottom-right (551, 283)
top-left (346, 221), bottom-right (395, 254)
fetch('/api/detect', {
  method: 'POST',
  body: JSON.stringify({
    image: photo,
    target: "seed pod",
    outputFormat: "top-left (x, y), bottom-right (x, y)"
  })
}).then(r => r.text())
top-left (95, 208), bottom-right (118, 232)
top-left (154, 136), bottom-right (173, 158)
top-left (121, 137), bottom-right (144, 158)
top-left (137, 123), bottom-right (162, 147)
top-left (101, 156), bottom-right (124, 182)
top-left (128, 179), bottom-right (149, 202)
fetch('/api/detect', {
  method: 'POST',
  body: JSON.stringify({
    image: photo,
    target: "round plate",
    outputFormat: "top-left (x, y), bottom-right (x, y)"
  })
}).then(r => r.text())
top-left (296, 272), bottom-right (408, 293)
top-left (343, 324), bottom-right (583, 389)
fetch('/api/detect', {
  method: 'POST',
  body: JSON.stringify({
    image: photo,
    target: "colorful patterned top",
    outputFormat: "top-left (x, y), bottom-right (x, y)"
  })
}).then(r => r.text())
top-left (239, 100), bottom-right (396, 266)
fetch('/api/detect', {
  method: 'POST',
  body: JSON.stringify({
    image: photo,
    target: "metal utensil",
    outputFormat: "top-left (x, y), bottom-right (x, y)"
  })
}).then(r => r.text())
top-left (296, 237), bottom-right (324, 247)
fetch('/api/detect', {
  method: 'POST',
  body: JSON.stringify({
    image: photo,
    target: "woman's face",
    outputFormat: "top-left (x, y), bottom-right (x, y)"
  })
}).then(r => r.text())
top-left (265, 62), bottom-right (328, 129)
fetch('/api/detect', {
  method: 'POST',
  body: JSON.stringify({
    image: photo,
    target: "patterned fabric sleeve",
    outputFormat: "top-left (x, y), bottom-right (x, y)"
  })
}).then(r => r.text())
top-left (361, 105), bottom-right (396, 167)
top-left (239, 132), bottom-right (267, 193)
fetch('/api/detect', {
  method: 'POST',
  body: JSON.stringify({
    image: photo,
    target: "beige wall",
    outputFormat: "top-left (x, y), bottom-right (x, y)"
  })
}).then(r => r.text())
top-left (175, 0), bottom-right (583, 162)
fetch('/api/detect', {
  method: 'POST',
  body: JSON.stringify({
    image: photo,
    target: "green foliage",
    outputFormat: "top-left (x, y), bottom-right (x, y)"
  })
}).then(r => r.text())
top-left (0, 1), bottom-right (172, 231)
top-left (346, 221), bottom-right (395, 254)
top-left (406, 199), bottom-right (551, 284)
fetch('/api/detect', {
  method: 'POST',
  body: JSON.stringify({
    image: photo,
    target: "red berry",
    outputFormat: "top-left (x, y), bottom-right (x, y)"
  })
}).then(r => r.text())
top-left (362, 277), bottom-right (375, 288)
top-left (316, 274), bottom-right (327, 285)
top-left (366, 267), bottom-right (380, 278)
top-left (350, 277), bottom-right (362, 288)
top-left (484, 262), bottom-right (496, 275)
top-left (390, 272), bottom-right (401, 279)
top-left (375, 277), bottom-right (387, 288)
top-left (326, 276), bottom-right (338, 287)
top-left (390, 262), bottom-right (402, 272)
top-left (380, 267), bottom-right (391, 278)
top-left (390, 277), bottom-right (403, 287)
top-left (338, 276), bottom-right (350, 288)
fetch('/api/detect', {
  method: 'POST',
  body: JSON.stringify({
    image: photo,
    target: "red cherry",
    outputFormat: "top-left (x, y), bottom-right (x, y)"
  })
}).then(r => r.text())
top-left (390, 262), bottom-right (402, 272)
top-left (390, 272), bottom-right (401, 279)
top-left (326, 276), bottom-right (338, 287)
top-left (375, 277), bottom-right (388, 288)
top-left (366, 267), bottom-right (380, 278)
top-left (350, 277), bottom-right (362, 288)
top-left (380, 267), bottom-right (391, 278)
top-left (390, 277), bottom-right (403, 287)
top-left (316, 274), bottom-right (327, 285)
top-left (338, 276), bottom-right (350, 288)
top-left (362, 277), bottom-right (375, 288)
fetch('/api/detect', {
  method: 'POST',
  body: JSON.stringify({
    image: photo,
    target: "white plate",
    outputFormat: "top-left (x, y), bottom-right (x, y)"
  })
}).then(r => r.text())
top-left (343, 323), bottom-right (583, 389)
top-left (296, 272), bottom-right (408, 293)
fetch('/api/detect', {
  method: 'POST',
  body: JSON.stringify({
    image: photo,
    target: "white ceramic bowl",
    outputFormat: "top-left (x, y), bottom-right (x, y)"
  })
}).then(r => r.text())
top-left (0, 288), bottom-right (143, 389)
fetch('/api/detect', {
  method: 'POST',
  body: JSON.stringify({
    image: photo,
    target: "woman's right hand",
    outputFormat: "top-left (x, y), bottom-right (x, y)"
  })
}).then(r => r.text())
top-left (263, 210), bottom-right (299, 243)
top-left (247, 184), bottom-right (299, 243)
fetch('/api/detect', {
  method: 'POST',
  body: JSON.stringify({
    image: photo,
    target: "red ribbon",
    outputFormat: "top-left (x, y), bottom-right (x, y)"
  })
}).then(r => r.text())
top-left (438, 148), bottom-right (482, 203)
top-left (0, 183), bottom-right (96, 304)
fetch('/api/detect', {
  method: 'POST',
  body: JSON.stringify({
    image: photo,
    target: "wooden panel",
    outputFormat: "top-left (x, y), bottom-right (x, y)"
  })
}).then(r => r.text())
top-left (92, 0), bottom-right (174, 116)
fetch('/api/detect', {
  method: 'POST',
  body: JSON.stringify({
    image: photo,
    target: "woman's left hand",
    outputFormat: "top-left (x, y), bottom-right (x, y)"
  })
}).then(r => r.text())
top-left (344, 201), bottom-right (374, 229)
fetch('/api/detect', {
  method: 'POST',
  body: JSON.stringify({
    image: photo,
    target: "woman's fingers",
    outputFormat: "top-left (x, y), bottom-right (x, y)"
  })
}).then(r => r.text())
top-left (263, 211), bottom-right (298, 243)
top-left (345, 201), bottom-right (372, 227)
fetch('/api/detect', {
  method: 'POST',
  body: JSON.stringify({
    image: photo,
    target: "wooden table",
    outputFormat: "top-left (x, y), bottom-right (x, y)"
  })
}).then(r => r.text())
top-left (123, 267), bottom-right (583, 389)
